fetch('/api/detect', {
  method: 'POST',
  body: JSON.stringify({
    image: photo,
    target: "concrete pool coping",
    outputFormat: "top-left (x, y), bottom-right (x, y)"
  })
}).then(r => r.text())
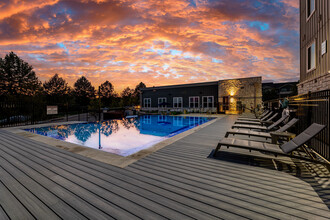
top-left (2, 115), bottom-right (224, 168)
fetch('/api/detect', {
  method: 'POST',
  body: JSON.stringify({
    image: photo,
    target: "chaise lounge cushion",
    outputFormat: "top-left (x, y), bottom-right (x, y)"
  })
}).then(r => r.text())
top-left (238, 111), bottom-right (273, 121)
top-left (235, 113), bottom-right (279, 125)
top-left (218, 138), bottom-right (284, 154)
top-left (232, 115), bottom-right (289, 131)
top-left (225, 117), bottom-right (298, 139)
top-left (226, 129), bottom-right (271, 138)
top-left (280, 123), bottom-right (326, 153)
top-left (215, 123), bottom-right (326, 158)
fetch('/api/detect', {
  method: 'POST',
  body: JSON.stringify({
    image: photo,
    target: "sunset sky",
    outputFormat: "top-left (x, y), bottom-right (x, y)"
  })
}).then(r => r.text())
top-left (0, 0), bottom-right (299, 92)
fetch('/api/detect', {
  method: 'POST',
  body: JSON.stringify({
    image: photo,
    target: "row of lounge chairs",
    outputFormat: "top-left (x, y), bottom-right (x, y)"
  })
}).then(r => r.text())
top-left (213, 110), bottom-right (327, 165)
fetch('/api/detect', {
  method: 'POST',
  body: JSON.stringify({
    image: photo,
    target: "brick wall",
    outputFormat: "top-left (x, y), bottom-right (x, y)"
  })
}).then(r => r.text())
top-left (298, 74), bottom-right (330, 94)
top-left (218, 77), bottom-right (262, 113)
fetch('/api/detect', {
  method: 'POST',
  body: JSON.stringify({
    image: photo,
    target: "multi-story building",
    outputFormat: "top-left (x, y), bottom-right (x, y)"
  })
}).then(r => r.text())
top-left (140, 76), bottom-right (262, 114)
top-left (262, 81), bottom-right (298, 101)
top-left (298, 0), bottom-right (330, 94)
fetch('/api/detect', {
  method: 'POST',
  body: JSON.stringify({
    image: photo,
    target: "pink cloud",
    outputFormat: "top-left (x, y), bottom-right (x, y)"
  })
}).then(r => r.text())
top-left (0, 0), bottom-right (299, 92)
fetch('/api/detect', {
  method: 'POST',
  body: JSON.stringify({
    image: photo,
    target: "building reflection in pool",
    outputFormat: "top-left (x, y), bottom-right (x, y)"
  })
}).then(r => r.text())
top-left (25, 115), bottom-right (213, 156)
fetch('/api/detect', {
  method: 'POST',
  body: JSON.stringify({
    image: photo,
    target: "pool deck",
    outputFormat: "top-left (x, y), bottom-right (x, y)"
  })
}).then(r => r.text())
top-left (0, 115), bottom-right (329, 219)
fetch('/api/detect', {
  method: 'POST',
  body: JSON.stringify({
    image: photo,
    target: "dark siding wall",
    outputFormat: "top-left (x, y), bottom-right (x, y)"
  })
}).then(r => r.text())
top-left (300, 0), bottom-right (329, 82)
top-left (141, 84), bottom-right (218, 108)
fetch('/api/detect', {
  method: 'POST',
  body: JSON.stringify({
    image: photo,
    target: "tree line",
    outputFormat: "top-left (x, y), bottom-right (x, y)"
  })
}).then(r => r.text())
top-left (0, 52), bottom-right (146, 108)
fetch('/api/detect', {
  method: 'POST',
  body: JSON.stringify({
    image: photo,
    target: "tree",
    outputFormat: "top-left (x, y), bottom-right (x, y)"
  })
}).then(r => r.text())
top-left (120, 87), bottom-right (134, 107)
top-left (0, 51), bottom-right (41, 97)
top-left (43, 73), bottom-right (71, 103)
top-left (74, 76), bottom-right (95, 106)
top-left (132, 82), bottom-right (146, 105)
top-left (262, 88), bottom-right (278, 101)
top-left (99, 80), bottom-right (115, 107)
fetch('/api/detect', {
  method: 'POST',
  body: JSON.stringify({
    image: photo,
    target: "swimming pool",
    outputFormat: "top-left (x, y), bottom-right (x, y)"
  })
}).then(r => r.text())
top-left (25, 115), bottom-right (214, 156)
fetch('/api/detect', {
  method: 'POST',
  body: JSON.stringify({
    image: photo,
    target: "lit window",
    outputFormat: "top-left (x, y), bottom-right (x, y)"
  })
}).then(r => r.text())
top-left (307, 0), bottom-right (315, 19)
top-left (144, 98), bottom-right (151, 108)
top-left (189, 96), bottom-right (199, 108)
top-left (202, 96), bottom-right (214, 108)
top-left (173, 97), bottom-right (183, 108)
top-left (307, 41), bottom-right (316, 71)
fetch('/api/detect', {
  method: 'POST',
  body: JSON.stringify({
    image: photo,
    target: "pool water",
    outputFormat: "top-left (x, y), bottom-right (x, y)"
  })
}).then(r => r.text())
top-left (25, 115), bottom-right (214, 156)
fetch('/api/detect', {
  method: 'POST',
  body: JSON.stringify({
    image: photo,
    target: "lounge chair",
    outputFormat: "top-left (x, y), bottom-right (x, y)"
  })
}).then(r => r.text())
top-left (225, 118), bottom-right (299, 140)
top-left (213, 123), bottom-right (327, 163)
top-left (232, 114), bottom-right (288, 132)
top-left (235, 113), bottom-right (278, 126)
top-left (238, 109), bottom-right (269, 120)
top-left (237, 111), bottom-right (273, 122)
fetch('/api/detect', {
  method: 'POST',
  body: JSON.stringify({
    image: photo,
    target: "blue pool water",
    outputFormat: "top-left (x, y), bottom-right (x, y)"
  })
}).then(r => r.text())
top-left (25, 115), bottom-right (214, 156)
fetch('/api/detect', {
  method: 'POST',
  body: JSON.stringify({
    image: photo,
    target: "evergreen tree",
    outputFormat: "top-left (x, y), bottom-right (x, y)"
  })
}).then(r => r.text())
top-left (43, 73), bottom-right (71, 103)
top-left (99, 80), bottom-right (115, 107)
top-left (133, 82), bottom-right (146, 105)
top-left (120, 87), bottom-right (134, 107)
top-left (0, 52), bottom-right (41, 97)
top-left (74, 76), bottom-right (95, 106)
top-left (262, 88), bottom-right (278, 101)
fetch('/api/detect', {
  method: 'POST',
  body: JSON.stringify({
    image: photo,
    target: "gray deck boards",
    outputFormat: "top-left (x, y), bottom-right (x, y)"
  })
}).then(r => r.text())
top-left (0, 116), bottom-right (329, 219)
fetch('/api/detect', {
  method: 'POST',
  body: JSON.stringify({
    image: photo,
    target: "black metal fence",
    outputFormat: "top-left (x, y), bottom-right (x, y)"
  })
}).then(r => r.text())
top-left (264, 89), bottom-right (329, 161)
top-left (0, 101), bottom-right (100, 128)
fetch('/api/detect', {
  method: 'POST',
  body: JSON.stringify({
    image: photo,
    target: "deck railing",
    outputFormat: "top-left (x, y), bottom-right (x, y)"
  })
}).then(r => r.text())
top-left (264, 89), bottom-right (329, 160)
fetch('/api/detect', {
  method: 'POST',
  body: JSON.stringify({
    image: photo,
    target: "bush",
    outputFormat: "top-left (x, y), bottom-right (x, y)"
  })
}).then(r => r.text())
top-left (170, 111), bottom-right (182, 115)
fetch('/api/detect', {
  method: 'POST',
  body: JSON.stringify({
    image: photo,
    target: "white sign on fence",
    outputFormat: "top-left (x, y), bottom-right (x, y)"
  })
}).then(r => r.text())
top-left (321, 40), bottom-right (327, 55)
top-left (47, 105), bottom-right (58, 115)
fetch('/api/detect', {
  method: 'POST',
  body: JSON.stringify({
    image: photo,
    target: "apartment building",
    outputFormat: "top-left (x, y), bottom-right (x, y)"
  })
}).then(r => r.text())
top-left (299, 0), bottom-right (330, 94)
top-left (140, 77), bottom-right (262, 114)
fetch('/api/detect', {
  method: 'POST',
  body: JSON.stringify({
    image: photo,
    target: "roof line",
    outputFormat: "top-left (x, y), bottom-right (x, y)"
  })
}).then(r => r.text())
top-left (141, 76), bottom-right (262, 91)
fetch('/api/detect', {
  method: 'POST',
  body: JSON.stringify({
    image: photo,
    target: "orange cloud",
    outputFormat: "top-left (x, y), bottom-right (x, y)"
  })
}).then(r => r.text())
top-left (0, 0), bottom-right (299, 92)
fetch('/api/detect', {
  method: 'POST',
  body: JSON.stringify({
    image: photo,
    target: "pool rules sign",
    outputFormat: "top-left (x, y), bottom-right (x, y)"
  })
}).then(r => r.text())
top-left (321, 40), bottom-right (327, 56)
top-left (47, 106), bottom-right (58, 115)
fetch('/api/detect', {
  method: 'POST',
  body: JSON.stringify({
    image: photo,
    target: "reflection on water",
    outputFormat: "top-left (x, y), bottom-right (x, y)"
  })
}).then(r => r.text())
top-left (25, 115), bottom-right (214, 156)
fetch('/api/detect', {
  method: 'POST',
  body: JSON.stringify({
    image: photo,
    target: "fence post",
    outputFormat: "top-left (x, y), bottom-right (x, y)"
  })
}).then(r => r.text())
top-left (307, 91), bottom-right (312, 129)
top-left (32, 102), bottom-right (35, 125)
top-left (99, 105), bottom-right (101, 121)
top-left (86, 107), bottom-right (89, 122)
top-left (66, 103), bottom-right (69, 122)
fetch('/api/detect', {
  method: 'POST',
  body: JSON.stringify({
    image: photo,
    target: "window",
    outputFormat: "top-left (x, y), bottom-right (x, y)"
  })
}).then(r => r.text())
top-left (307, 41), bottom-right (316, 71)
top-left (306, 0), bottom-right (315, 20)
top-left (202, 96), bottom-right (214, 108)
top-left (144, 98), bottom-right (151, 108)
top-left (173, 97), bottom-right (183, 108)
top-left (158, 97), bottom-right (167, 107)
top-left (189, 96), bottom-right (199, 108)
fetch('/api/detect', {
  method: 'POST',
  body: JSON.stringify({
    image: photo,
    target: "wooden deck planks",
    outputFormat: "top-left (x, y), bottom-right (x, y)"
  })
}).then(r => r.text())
top-left (0, 205), bottom-right (10, 220)
top-left (0, 165), bottom-right (61, 220)
top-left (0, 115), bottom-right (329, 220)
top-left (0, 132), bottom-right (224, 219)
top-left (135, 155), bottom-right (327, 214)
top-left (0, 182), bottom-right (34, 220)
top-left (0, 136), bottom-right (155, 220)
top-left (148, 151), bottom-right (320, 197)
top-left (0, 135), bottom-right (190, 220)
top-left (0, 132), bottom-right (230, 220)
